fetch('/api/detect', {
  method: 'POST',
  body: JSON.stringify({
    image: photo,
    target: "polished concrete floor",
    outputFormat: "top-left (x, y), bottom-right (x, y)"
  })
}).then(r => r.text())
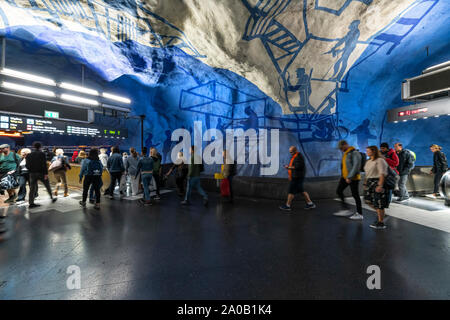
top-left (0, 186), bottom-right (449, 300)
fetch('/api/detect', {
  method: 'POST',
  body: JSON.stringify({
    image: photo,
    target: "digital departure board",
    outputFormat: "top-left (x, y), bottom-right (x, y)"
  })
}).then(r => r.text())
top-left (0, 113), bottom-right (128, 138)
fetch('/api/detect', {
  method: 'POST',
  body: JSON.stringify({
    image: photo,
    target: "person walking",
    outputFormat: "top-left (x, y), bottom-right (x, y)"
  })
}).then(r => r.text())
top-left (135, 147), bottom-right (154, 206)
top-left (364, 146), bottom-right (389, 230)
top-left (75, 150), bottom-right (87, 164)
top-left (99, 148), bottom-right (109, 167)
top-left (0, 144), bottom-right (21, 203)
top-left (380, 142), bottom-right (399, 203)
top-left (279, 146), bottom-right (316, 212)
top-left (79, 148), bottom-right (103, 210)
top-left (107, 146), bottom-right (125, 200)
top-left (150, 147), bottom-right (162, 200)
top-left (380, 142), bottom-right (399, 172)
top-left (333, 140), bottom-right (363, 220)
top-left (51, 148), bottom-right (71, 197)
top-left (26, 142), bottom-right (57, 208)
top-left (126, 147), bottom-right (141, 196)
top-left (17, 148), bottom-right (33, 202)
top-left (428, 144), bottom-right (448, 199)
top-left (165, 151), bottom-right (188, 197)
top-left (222, 150), bottom-right (237, 203)
top-left (181, 146), bottom-right (208, 206)
top-left (394, 143), bottom-right (414, 202)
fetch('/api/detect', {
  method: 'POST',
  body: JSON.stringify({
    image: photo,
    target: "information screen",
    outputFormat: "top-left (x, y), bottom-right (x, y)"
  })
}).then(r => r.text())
top-left (0, 114), bottom-right (128, 138)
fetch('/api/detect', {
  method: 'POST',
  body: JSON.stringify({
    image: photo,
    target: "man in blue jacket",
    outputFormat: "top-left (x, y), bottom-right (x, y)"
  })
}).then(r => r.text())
top-left (107, 146), bottom-right (125, 200)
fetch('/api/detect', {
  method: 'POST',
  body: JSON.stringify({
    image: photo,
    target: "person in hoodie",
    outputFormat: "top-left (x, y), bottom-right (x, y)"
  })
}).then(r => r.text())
top-left (380, 142), bottom-right (399, 203)
top-left (333, 140), bottom-right (363, 220)
top-left (106, 146), bottom-right (125, 200)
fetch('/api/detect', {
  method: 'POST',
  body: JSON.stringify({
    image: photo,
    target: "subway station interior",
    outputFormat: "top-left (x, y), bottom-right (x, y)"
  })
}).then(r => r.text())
top-left (0, 0), bottom-right (449, 300)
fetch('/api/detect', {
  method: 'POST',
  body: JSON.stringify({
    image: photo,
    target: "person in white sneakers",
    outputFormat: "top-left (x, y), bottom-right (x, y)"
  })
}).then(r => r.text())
top-left (334, 140), bottom-right (364, 220)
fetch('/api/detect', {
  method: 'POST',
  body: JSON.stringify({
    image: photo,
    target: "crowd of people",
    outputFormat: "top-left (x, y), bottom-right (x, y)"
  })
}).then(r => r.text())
top-left (279, 140), bottom-right (448, 230)
top-left (0, 139), bottom-right (447, 233)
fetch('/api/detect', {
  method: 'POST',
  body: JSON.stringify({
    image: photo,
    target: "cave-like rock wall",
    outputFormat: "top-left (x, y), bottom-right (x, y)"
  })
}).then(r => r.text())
top-left (0, 0), bottom-right (448, 177)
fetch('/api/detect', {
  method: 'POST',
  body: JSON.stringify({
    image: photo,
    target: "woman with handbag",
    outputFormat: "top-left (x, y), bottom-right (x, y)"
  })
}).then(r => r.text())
top-left (364, 146), bottom-right (389, 230)
top-left (50, 149), bottom-right (71, 197)
top-left (0, 144), bottom-right (21, 203)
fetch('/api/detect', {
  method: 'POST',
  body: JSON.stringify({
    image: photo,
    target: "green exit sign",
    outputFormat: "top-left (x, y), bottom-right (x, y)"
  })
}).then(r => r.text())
top-left (45, 111), bottom-right (59, 119)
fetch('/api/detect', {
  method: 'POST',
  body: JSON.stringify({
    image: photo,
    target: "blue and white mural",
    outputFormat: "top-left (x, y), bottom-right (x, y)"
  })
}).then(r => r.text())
top-left (0, 0), bottom-right (448, 177)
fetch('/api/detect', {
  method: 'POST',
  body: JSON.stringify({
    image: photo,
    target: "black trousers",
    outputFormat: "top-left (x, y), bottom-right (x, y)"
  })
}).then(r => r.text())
top-left (83, 176), bottom-right (102, 203)
top-left (175, 176), bottom-right (187, 195)
top-left (29, 173), bottom-right (53, 205)
top-left (336, 177), bottom-right (362, 215)
top-left (153, 172), bottom-right (161, 196)
top-left (434, 171), bottom-right (444, 194)
top-left (108, 172), bottom-right (123, 196)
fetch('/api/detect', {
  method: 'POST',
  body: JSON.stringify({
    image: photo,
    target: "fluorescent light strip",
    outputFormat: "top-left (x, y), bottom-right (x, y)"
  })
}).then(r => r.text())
top-left (102, 92), bottom-right (131, 104)
top-left (2, 81), bottom-right (55, 97)
top-left (60, 82), bottom-right (99, 96)
top-left (423, 60), bottom-right (450, 73)
top-left (1, 68), bottom-right (56, 86)
top-left (61, 93), bottom-right (98, 105)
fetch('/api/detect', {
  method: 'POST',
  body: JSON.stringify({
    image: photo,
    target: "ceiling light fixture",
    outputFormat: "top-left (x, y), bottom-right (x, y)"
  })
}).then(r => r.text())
top-left (1, 68), bottom-right (56, 86)
top-left (60, 82), bottom-right (99, 96)
top-left (2, 81), bottom-right (55, 97)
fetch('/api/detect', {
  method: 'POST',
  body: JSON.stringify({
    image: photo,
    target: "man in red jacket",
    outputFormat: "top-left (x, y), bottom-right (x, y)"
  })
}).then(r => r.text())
top-left (380, 142), bottom-right (399, 173)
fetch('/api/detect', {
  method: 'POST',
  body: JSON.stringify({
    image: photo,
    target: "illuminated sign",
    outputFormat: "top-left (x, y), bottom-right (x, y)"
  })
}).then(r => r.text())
top-left (0, 113), bottom-right (128, 138)
top-left (398, 107), bottom-right (428, 117)
top-left (387, 98), bottom-right (450, 123)
top-left (44, 110), bottom-right (59, 119)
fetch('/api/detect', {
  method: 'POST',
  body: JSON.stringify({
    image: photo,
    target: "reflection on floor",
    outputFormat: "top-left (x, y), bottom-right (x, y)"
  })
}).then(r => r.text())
top-left (1, 186), bottom-right (450, 299)
top-left (346, 196), bottom-right (450, 233)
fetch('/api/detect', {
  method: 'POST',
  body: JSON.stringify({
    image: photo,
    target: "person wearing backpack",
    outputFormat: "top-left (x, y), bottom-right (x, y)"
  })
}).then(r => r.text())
top-left (394, 143), bottom-right (415, 202)
top-left (51, 148), bottom-right (71, 197)
top-left (181, 145), bottom-right (208, 206)
top-left (429, 144), bottom-right (448, 199)
top-left (334, 140), bottom-right (363, 220)
top-left (79, 148), bottom-right (103, 210)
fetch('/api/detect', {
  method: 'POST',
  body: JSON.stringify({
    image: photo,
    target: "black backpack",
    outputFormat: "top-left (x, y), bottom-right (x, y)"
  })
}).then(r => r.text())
top-left (87, 160), bottom-right (103, 176)
top-left (359, 151), bottom-right (367, 172)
